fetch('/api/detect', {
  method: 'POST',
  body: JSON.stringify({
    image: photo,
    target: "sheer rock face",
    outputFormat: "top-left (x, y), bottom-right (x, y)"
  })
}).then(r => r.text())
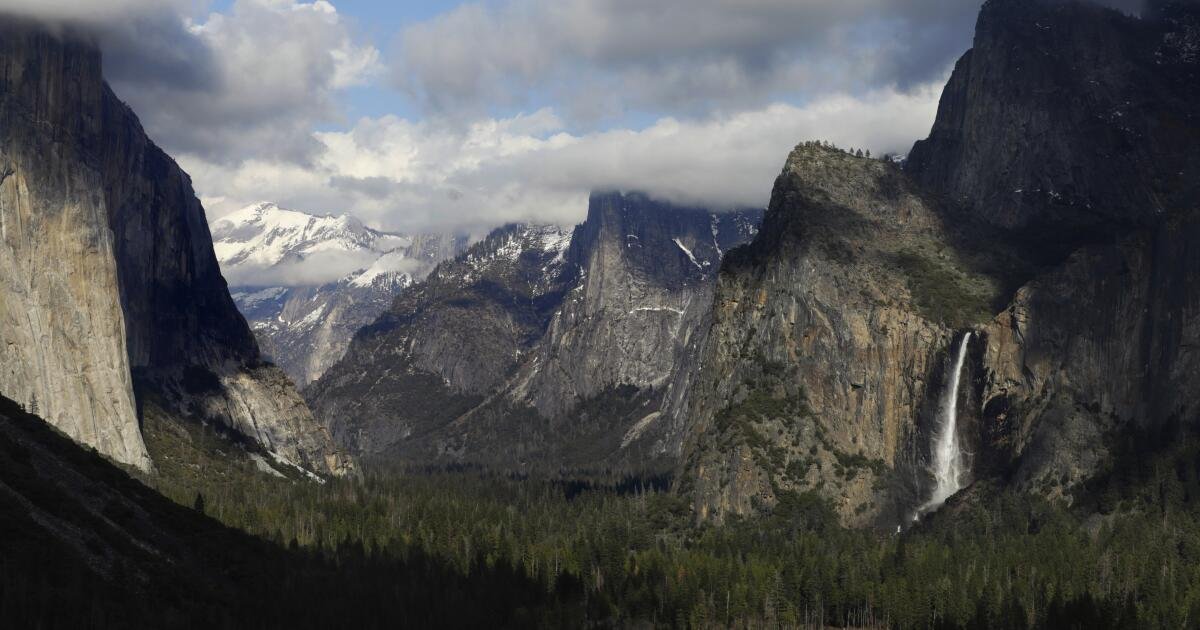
top-left (0, 25), bottom-right (149, 469)
top-left (675, 146), bottom-right (975, 527)
top-left (307, 193), bottom-right (760, 472)
top-left (0, 21), bottom-right (347, 475)
top-left (976, 211), bottom-right (1200, 499)
top-left (907, 0), bottom-right (1200, 248)
top-left (516, 195), bottom-right (759, 433)
top-left (679, 0), bottom-right (1200, 526)
top-left (918, 0), bottom-right (1200, 500)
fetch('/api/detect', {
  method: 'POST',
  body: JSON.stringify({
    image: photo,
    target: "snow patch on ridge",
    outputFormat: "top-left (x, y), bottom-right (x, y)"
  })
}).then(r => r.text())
top-left (350, 250), bottom-right (417, 288)
top-left (231, 287), bottom-right (288, 308)
top-left (673, 238), bottom-right (705, 269)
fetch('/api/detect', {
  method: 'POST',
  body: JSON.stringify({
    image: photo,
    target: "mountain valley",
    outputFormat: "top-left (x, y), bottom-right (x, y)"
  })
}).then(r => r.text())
top-left (3, 0), bottom-right (1200, 626)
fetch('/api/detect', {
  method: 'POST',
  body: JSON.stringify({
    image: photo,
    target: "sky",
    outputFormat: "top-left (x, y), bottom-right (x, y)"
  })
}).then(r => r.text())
top-left (0, 0), bottom-right (1151, 243)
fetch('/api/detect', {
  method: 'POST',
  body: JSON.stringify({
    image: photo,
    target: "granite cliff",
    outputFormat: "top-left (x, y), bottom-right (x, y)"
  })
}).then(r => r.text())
top-left (0, 20), bottom-right (346, 474)
top-left (675, 144), bottom-right (1001, 527)
top-left (677, 0), bottom-right (1200, 527)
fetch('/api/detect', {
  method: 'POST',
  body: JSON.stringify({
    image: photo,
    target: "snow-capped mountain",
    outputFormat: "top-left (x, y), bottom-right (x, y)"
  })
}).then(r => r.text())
top-left (211, 202), bottom-right (467, 385)
top-left (210, 202), bottom-right (418, 287)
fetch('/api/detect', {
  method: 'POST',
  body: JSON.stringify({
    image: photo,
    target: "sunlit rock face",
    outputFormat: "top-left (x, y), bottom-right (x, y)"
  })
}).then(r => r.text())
top-left (674, 144), bottom-right (968, 528)
top-left (679, 0), bottom-right (1200, 527)
top-left (0, 21), bottom-right (149, 469)
top-left (0, 19), bottom-right (348, 475)
top-left (307, 192), bottom-right (760, 473)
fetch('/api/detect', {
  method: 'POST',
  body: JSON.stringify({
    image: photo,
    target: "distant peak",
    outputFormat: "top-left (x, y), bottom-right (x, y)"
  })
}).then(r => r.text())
top-left (213, 202), bottom-right (382, 234)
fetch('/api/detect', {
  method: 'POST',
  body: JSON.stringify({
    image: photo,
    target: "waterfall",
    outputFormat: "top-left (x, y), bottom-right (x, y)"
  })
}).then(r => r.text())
top-left (921, 332), bottom-right (972, 514)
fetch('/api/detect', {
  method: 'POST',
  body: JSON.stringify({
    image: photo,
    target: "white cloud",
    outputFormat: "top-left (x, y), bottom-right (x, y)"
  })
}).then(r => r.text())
top-left (190, 82), bottom-right (943, 234)
top-left (219, 249), bottom-right (382, 286)
top-left (121, 0), bottom-right (382, 163)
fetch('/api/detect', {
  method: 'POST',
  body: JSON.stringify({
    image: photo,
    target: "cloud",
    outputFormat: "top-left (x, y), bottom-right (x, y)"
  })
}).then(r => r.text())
top-left (4, 0), bottom-right (1158, 241)
top-left (219, 248), bottom-right (382, 286)
top-left (0, 0), bottom-right (198, 22)
top-left (0, 1), bottom-right (215, 89)
top-left (391, 0), bottom-right (1164, 122)
top-left (190, 82), bottom-right (943, 235)
top-left (1, 0), bottom-right (382, 166)
top-left (390, 0), bottom-right (979, 121)
top-left (116, 0), bottom-right (382, 164)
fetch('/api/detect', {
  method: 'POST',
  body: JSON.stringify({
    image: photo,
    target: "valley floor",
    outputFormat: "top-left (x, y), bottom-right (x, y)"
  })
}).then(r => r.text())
top-left (3, 392), bottom-right (1200, 627)
top-left (127, 404), bottom-right (1200, 628)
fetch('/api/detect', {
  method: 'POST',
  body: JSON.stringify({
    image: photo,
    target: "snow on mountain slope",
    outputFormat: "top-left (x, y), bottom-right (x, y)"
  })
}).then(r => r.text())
top-left (350, 250), bottom-right (421, 288)
top-left (211, 202), bottom-right (467, 385)
top-left (211, 202), bottom-right (413, 287)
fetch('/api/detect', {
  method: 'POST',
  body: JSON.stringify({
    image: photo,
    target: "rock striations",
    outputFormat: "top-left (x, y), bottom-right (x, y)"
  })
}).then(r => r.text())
top-left (0, 21), bottom-right (148, 469)
top-left (0, 20), bottom-right (347, 475)
top-left (307, 192), bottom-right (760, 473)
top-left (678, 0), bottom-right (1200, 527)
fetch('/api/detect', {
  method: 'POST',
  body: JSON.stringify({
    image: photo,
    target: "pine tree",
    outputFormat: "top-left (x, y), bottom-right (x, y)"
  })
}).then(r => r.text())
top-left (28, 393), bottom-right (39, 416)
top-left (194, 492), bottom-right (207, 514)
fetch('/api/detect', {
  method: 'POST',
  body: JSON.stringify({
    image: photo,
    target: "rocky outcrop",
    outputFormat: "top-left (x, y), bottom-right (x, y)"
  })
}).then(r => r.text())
top-left (678, 0), bottom-right (1200, 527)
top-left (0, 20), bottom-right (346, 475)
top-left (918, 0), bottom-right (1200, 500)
top-left (675, 144), bottom-right (1001, 527)
top-left (513, 195), bottom-right (759, 456)
top-left (308, 193), bottom-right (760, 472)
top-left (307, 222), bottom-right (576, 465)
top-left (241, 275), bottom-right (411, 387)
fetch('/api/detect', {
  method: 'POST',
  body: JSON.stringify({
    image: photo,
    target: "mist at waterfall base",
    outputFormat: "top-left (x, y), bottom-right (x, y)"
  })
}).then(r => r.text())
top-left (912, 332), bottom-right (973, 522)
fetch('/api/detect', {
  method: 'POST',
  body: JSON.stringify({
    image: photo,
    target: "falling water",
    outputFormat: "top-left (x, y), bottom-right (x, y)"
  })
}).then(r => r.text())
top-left (921, 332), bottom-right (972, 513)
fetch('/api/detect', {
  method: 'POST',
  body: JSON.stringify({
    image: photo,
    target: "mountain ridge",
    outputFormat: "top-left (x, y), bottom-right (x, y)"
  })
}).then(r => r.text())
top-left (212, 201), bottom-right (468, 384)
top-left (307, 192), bottom-right (762, 473)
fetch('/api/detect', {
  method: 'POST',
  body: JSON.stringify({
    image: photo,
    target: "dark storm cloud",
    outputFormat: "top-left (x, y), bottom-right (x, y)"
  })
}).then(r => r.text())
top-left (390, 0), bottom-right (983, 120)
top-left (0, 1), bottom-right (215, 90)
top-left (97, 12), bottom-right (217, 92)
top-left (390, 0), bottom-right (1173, 122)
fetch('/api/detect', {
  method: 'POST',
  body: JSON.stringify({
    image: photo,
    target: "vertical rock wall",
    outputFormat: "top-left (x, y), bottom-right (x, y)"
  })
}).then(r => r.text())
top-left (0, 21), bottom-right (150, 469)
top-left (0, 20), bottom-right (347, 475)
